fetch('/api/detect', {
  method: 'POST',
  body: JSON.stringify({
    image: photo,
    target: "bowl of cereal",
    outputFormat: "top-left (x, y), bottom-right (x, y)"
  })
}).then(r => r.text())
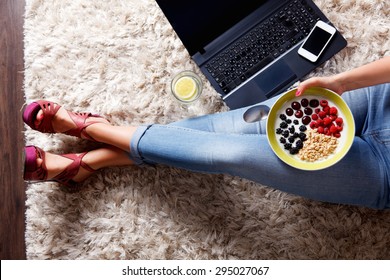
top-left (266, 87), bottom-right (355, 170)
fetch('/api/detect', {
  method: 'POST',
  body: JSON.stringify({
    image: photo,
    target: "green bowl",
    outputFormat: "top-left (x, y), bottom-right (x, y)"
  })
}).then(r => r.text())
top-left (266, 87), bottom-right (355, 170)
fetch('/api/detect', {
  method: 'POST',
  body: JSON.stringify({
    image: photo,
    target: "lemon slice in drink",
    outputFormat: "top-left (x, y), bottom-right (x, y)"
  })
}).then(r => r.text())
top-left (174, 76), bottom-right (198, 100)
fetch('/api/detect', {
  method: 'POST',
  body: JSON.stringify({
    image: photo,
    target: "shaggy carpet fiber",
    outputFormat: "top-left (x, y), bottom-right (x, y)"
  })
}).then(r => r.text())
top-left (24, 0), bottom-right (390, 259)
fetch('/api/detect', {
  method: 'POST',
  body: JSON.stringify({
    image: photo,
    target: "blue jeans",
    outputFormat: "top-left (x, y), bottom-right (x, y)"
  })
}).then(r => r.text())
top-left (129, 83), bottom-right (390, 209)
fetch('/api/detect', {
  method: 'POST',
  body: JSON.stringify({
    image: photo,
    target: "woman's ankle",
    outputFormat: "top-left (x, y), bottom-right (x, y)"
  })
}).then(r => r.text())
top-left (45, 152), bottom-right (95, 183)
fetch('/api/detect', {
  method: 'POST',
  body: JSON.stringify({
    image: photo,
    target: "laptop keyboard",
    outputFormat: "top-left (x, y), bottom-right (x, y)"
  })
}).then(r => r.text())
top-left (205, 0), bottom-right (321, 95)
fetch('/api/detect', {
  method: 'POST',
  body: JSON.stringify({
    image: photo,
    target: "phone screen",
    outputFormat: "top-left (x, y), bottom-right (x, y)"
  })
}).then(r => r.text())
top-left (301, 27), bottom-right (333, 56)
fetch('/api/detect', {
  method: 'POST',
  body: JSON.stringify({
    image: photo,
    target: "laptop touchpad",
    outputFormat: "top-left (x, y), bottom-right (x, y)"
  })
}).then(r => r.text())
top-left (254, 60), bottom-right (297, 98)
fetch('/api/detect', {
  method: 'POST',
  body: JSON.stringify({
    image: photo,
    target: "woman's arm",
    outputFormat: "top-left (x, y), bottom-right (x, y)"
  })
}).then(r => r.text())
top-left (296, 56), bottom-right (390, 96)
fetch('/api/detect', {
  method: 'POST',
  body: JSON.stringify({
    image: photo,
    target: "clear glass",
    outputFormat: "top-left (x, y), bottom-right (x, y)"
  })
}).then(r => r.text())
top-left (171, 71), bottom-right (203, 104)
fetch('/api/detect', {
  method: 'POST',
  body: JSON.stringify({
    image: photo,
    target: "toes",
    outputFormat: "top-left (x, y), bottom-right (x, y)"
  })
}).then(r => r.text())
top-left (36, 157), bottom-right (43, 169)
top-left (34, 110), bottom-right (44, 127)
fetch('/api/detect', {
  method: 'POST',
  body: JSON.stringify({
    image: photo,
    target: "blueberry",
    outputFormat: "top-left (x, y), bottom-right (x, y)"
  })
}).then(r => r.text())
top-left (299, 132), bottom-right (307, 141)
top-left (293, 132), bottom-right (300, 138)
top-left (276, 128), bottom-right (283, 134)
top-left (289, 126), bottom-right (295, 134)
top-left (286, 119), bottom-right (292, 124)
top-left (282, 130), bottom-right (289, 138)
top-left (280, 137), bottom-right (286, 144)
top-left (293, 120), bottom-right (299, 125)
top-left (296, 140), bottom-right (303, 149)
top-left (280, 122), bottom-right (288, 129)
top-left (299, 125), bottom-right (307, 132)
top-left (289, 148), bottom-right (299, 155)
top-left (279, 114), bottom-right (287, 120)
top-left (284, 143), bottom-right (292, 150)
top-left (288, 136), bottom-right (295, 143)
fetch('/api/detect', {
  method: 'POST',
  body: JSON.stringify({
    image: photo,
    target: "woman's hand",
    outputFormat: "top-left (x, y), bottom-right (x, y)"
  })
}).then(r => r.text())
top-left (296, 56), bottom-right (390, 97)
top-left (296, 75), bottom-right (345, 96)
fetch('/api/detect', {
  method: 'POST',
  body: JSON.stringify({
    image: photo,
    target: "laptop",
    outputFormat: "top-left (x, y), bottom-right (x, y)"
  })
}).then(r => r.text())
top-left (155, 0), bottom-right (347, 109)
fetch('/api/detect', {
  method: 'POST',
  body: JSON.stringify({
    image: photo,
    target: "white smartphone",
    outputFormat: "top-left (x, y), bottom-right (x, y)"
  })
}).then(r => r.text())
top-left (298, 20), bottom-right (336, 62)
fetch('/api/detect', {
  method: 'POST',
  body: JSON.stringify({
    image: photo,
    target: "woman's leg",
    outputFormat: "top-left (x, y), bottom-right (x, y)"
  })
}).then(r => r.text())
top-left (125, 85), bottom-right (390, 209)
top-left (37, 146), bottom-right (133, 183)
top-left (84, 97), bottom-right (274, 152)
top-left (169, 97), bottom-right (276, 134)
top-left (34, 85), bottom-right (390, 208)
top-left (128, 122), bottom-right (387, 208)
top-left (85, 124), bottom-right (136, 152)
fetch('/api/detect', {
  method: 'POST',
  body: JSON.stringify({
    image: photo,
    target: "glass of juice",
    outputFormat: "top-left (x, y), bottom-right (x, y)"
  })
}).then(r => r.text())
top-left (171, 71), bottom-right (203, 104)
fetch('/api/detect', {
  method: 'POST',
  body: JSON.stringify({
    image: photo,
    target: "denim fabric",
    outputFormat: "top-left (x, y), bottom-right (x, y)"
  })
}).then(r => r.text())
top-left (129, 83), bottom-right (390, 209)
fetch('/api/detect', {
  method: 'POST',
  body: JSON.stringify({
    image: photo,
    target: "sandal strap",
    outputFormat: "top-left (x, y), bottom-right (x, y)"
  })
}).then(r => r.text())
top-left (35, 100), bottom-right (62, 133)
top-left (52, 152), bottom-right (97, 188)
top-left (23, 99), bottom-right (108, 141)
top-left (24, 146), bottom-right (96, 192)
top-left (63, 111), bottom-right (106, 141)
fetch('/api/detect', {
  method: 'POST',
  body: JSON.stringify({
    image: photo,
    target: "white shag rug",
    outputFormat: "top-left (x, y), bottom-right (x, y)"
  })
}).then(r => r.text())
top-left (24, 0), bottom-right (390, 259)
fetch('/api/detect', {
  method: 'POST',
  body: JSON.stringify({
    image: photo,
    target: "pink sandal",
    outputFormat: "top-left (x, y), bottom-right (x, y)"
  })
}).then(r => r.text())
top-left (23, 100), bottom-right (108, 141)
top-left (23, 145), bottom-right (96, 192)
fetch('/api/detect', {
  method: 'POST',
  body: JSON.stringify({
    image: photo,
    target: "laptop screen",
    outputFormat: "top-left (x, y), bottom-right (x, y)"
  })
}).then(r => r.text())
top-left (156, 0), bottom-right (270, 56)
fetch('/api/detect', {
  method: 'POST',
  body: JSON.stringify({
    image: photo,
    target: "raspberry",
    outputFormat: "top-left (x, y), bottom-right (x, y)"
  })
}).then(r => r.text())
top-left (329, 125), bottom-right (338, 134)
top-left (323, 106), bottom-right (330, 114)
top-left (324, 127), bottom-right (329, 134)
top-left (310, 121), bottom-right (317, 129)
top-left (317, 126), bottom-right (324, 134)
top-left (318, 111), bottom-right (327, 119)
top-left (323, 117), bottom-right (332, 126)
top-left (333, 132), bottom-right (341, 138)
top-left (330, 107), bottom-right (338, 115)
top-left (320, 100), bottom-right (328, 107)
top-left (335, 117), bottom-right (343, 126)
top-left (316, 119), bottom-right (324, 127)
